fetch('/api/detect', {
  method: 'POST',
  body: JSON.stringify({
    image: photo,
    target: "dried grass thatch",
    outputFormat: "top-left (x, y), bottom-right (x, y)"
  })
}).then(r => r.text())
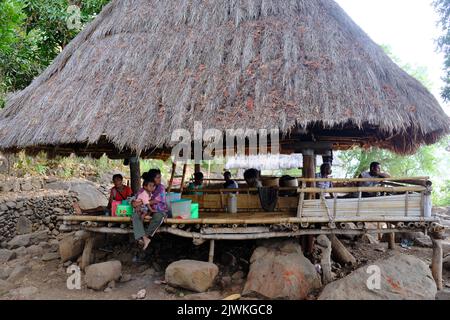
top-left (0, 0), bottom-right (449, 157)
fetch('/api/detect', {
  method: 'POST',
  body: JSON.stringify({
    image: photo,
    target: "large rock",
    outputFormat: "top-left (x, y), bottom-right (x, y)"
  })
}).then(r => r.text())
top-left (444, 255), bottom-right (450, 271)
top-left (46, 179), bottom-right (107, 210)
top-left (8, 231), bottom-right (49, 249)
top-left (165, 260), bottom-right (219, 293)
top-left (242, 240), bottom-right (321, 300)
top-left (85, 261), bottom-right (122, 290)
top-left (16, 216), bottom-right (33, 235)
top-left (0, 266), bottom-right (12, 280)
top-left (8, 286), bottom-right (38, 299)
top-left (0, 279), bottom-right (14, 295)
top-left (7, 265), bottom-right (32, 283)
top-left (59, 231), bottom-right (89, 262)
top-left (318, 253), bottom-right (437, 300)
top-left (0, 249), bottom-right (16, 263)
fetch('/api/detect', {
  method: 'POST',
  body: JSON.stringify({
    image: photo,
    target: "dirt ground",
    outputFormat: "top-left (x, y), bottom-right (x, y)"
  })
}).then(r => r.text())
top-left (1, 234), bottom-right (448, 300)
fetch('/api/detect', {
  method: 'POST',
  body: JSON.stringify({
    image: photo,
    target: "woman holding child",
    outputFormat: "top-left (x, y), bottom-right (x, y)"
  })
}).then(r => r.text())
top-left (132, 169), bottom-right (169, 250)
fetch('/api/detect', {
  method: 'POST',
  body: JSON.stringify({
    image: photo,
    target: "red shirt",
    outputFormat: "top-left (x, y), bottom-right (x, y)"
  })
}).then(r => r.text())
top-left (110, 186), bottom-right (133, 201)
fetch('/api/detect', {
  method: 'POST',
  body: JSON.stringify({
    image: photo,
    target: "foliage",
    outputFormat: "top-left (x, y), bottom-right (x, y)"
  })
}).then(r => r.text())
top-left (0, 0), bottom-right (109, 107)
top-left (434, 0), bottom-right (450, 101)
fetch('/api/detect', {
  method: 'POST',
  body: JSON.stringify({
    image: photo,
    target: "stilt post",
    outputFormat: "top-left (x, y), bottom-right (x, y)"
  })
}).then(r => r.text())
top-left (129, 156), bottom-right (141, 195)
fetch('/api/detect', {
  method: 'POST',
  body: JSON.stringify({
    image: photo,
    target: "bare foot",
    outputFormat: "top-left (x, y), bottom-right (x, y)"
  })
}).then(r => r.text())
top-left (73, 202), bottom-right (83, 215)
top-left (142, 237), bottom-right (151, 251)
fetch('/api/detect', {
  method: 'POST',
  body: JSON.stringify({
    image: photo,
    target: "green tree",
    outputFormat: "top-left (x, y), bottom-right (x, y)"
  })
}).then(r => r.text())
top-left (434, 0), bottom-right (450, 101)
top-left (0, 0), bottom-right (110, 107)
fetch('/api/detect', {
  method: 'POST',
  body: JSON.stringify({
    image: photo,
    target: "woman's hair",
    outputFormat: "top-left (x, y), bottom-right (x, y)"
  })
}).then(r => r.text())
top-left (142, 169), bottom-right (161, 182)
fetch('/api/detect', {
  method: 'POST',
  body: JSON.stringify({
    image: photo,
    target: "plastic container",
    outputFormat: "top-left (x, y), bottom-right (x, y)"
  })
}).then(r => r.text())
top-left (190, 203), bottom-right (199, 219)
top-left (228, 194), bottom-right (238, 214)
top-left (111, 200), bottom-right (121, 217)
top-left (166, 192), bottom-right (181, 210)
top-left (171, 199), bottom-right (192, 219)
top-left (116, 200), bottom-right (133, 217)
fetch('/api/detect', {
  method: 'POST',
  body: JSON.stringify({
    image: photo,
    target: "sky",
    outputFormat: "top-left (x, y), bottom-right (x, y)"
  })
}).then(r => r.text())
top-left (335, 0), bottom-right (450, 114)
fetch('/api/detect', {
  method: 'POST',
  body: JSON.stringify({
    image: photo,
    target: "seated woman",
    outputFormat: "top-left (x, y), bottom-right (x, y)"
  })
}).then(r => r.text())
top-left (132, 169), bottom-right (169, 250)
top-left (73, 174), bottom-right (132, 216)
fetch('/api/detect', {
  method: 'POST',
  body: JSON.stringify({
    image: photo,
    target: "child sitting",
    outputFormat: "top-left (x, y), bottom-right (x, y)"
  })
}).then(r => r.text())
top-left (132, 179), bottom-right (167, 251)
top-left (136, 180), bottom-right (156, 220)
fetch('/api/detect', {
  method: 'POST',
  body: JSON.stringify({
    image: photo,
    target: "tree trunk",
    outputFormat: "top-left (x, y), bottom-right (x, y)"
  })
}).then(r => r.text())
top-left (328, 234), bottom-right (356, 266)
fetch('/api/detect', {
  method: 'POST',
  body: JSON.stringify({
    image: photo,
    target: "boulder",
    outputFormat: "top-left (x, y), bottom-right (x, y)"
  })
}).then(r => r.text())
top-left (16, 217), bottom-right (33, 235)
top-left (14, 246), bottom-right (28, 258)
top-left (59, 232), bottom-right (89, 262)
top-left (42, 252), bottom-right (60, 261)
top-left (8, 230), bottom-right (49, 249)
top-left (444, 255), bottom-right (450, 271)
top-left (20, 181), bottom-right (33, 192)
top-left (8, 234), bottom-right (31, 249)
top-left (7, 265), bottom-right (32, 283)
top-left (165, 260), bottom-right (219, 293)
top-left (69, 180), bottom-right (108, 210)
top-left (0, 249), bottom-right (16, 263)
top-left (242, 240), bottom-right (322, 300)
top-left (436, 289), bottom-right (450, 301)
top-left (85, 261), bottom-right (122, 290)
top-left (0, 266), bottom-right (12, 280)
top-left (8, 286), bottom-right (38, 299)
top-left (318, 253), bottom-right (437, 300)
top-left (27, 245), bottom-right (43, 257)
top-left (0, 279), bottom-right (13, 295)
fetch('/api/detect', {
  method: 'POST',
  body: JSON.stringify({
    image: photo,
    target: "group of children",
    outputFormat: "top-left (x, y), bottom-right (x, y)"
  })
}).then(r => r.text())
top-left (108, 170), bottom-right (168, 251)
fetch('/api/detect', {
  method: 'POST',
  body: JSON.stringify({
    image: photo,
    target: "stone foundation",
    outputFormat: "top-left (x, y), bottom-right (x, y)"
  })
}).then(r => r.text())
top-left (0, 190), bottom-right (76, 244)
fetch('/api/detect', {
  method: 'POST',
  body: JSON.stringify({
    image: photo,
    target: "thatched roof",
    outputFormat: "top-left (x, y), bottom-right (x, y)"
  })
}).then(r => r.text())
top-left (0, 0), bottom-right (449, 158)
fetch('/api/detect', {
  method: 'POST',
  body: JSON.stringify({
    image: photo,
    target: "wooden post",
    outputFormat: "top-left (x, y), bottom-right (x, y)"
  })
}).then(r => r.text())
top-left (388, 223), bottom-right (396, 250)
top-left (180, 163), bottom-right (188, 194)
top-left (129, 156), bottom-right (141, 195)
top-left (208, 239), bottom-right (215, 263)
top-left (167, 162), bottom-right (177, 193)
top-left (431, 238), bottom-right (443, 291)
top-left (302, 149), bottom-right (316, 254)
top-left (317, 235), bottom-right (333, 285)
top-left (80, 234), bottom-right (95, 271)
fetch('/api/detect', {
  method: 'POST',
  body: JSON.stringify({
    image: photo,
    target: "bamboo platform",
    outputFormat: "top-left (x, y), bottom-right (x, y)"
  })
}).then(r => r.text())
top-left (58, 177), bottom-right (440, 239)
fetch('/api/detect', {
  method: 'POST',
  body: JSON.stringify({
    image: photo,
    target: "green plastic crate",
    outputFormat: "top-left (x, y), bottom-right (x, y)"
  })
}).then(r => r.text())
top-left (116, 201), bottom-right (133, 217)
top-left (191, 203), bottom-right (199, 219)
